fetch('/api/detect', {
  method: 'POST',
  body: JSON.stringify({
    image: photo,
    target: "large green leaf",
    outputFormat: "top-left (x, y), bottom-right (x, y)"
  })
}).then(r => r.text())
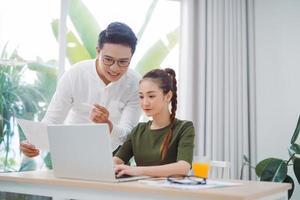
top-left (68, 0), bottom-right (100, 58)
top-left (27, 61), bottom-right (57, 76)
top-left (283, 175), bottom-right (294, 199)
top-left (293, 157), bottom-right (300, 184)
top-left (260, 158), bottom-right (287, 182)
top-left (291, 115), bottom-right (300, 144)
top-left (137, 0), bottom-right (158, 40)
top-left (256, 158), bottom-right (274, 177)
top-left (27, 61), bottom-right (58, 103)
top-left (135, 28), bottom-right (179, 75)
top-left (51, 19), bottom-right (91, 64)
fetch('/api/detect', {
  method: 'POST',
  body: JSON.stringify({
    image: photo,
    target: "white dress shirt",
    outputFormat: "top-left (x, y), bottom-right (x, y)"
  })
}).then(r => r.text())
top-left (42, 59), bottom-right (141, 151)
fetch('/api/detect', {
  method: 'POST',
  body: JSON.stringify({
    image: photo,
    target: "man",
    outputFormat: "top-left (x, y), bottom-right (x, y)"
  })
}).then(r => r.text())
top-left (21, 22), bottom-right (141, 157)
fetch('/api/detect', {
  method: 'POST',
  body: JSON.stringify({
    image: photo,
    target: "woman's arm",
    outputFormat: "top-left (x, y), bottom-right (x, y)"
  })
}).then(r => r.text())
top-left (113, 156), bottom-right (125, 165)
top-left (114, 160), bottom-right (190, 177)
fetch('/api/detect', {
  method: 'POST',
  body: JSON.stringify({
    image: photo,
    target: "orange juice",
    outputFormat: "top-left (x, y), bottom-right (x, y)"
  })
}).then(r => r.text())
top-left (192, 162), bottom-right (210, 178)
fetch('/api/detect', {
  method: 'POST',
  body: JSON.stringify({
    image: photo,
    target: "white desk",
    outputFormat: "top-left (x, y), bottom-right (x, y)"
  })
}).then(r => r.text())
top-left (0, 170), bottom-right (291, 200)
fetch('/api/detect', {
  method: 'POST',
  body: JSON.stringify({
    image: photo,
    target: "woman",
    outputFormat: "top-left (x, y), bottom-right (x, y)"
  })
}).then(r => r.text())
top-left (113, 68), bottom-right (195, 177)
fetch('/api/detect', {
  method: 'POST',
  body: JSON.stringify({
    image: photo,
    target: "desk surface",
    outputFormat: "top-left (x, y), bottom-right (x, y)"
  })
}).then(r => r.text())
top-left (0, 170), bottom-right (291, 200)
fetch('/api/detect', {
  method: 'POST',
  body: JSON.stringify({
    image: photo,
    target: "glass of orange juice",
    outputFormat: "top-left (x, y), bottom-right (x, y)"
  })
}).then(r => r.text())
top-left (192, 157), bottom-right (210, 178)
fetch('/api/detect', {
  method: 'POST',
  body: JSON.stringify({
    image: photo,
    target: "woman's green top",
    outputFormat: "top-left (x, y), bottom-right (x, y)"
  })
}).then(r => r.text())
top-left (115, 118), bottom-right (195, 166)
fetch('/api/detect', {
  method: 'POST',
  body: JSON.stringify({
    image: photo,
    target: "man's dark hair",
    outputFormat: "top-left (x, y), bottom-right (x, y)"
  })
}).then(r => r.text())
top-left (98, 22), bottom-right (137, 54)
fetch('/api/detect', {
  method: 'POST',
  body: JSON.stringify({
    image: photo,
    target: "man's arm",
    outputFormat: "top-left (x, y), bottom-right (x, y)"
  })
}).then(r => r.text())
top-left (41, 71), bottom-right (73, 124)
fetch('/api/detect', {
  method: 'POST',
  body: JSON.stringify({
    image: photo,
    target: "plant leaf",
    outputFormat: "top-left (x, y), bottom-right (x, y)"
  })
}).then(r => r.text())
top-left (293, 157), bottom-right (300, 184)
top-left (260, 158), bottom-right (287, 182)
top-left (27, 61), bottom-right (58, 103)
top-left (68, 0), bottom-right (100, 58)
top-left (43, 152), bottom-right (53, 169)
top-left (283, 175), bottom-right (294, 199)
top-left (291, 115), bottom-right (300, 144)
top-left (288, 148), bottom-right (294, 159)
top-left (137, 0), bottom-right (159, 40)
top-left (256, 158), bottom-right (274, 177)
top-left (1, 42), bottom-right (9, 58)
top-left (19, 158), bottom-right (37, 171)
top-left (289, 143), bottom-right (300, 154)
top-left (135, 28), bottom-right (179, 75)
top-left (27, 61), bottom-right (57, 76)
top-left (51, 19), bottom-right (91, 64)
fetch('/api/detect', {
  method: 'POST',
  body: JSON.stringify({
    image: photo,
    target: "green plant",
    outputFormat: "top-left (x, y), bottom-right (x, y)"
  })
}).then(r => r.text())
top-left (243, 115), bottom-right (300, 199)
top-left (0, 44), bottom-right (49, 172)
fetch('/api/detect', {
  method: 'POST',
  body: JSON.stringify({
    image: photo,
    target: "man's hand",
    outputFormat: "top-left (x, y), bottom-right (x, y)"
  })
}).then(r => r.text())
top-left (90, 104), bottom-right (109, 123)
top-left (89, 104), bottom-right (113, 132)
top-left (20, 140), bottom-right (40, 157)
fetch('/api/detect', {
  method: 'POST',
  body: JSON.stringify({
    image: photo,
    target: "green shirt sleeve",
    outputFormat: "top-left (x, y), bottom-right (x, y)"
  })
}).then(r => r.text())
top-left (115, 125), bottom-right (138, 163)
top-left (176, 121), bottom-right (195, 166)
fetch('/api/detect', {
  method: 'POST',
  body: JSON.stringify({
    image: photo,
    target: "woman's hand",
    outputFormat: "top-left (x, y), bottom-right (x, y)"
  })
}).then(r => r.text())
top-left (114, 164), bottom-right (143, 177)
top-left (20, 140), bottom-right (40, 157)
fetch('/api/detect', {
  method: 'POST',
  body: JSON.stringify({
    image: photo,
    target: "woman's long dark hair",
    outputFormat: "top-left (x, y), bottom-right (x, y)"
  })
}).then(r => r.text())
top-left (142, 68), bottom-right (177, 160)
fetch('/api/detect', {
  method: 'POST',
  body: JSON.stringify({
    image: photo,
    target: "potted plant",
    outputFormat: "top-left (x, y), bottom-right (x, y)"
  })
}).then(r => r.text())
top-left (242, 115), bottom-right (300, 199)
top-left (0, 45), bottom-right (49, 172)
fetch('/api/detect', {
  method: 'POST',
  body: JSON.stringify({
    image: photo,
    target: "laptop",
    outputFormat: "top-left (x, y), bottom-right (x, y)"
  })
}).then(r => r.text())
top-left (47, 124), bottom-right (149, 182)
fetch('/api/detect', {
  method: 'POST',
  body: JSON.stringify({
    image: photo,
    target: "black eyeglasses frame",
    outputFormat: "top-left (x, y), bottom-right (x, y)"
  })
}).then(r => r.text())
top-left (167, 175), bottom-right (207, 185)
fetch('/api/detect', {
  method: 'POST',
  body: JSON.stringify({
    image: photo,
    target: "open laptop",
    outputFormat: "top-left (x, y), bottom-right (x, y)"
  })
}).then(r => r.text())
top-left (47, 124), bottom-right (149, 182)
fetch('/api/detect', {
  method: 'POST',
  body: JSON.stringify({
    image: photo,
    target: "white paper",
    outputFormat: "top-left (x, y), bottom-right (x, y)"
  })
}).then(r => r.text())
top-left (17, 118), bottom-right (49, 150)
top-left (138, 179), bottom-right (242, 190)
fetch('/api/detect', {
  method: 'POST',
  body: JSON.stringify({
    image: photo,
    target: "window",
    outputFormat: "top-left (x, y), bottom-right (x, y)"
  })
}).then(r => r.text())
top-left (0, 0), bottom-right (60, 172)
top-left (65, 0), bottom-right (180, 76)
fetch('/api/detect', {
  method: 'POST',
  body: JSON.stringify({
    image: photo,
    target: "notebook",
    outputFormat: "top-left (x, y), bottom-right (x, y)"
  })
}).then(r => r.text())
top-left (47, 123), bottom-right (149, 182)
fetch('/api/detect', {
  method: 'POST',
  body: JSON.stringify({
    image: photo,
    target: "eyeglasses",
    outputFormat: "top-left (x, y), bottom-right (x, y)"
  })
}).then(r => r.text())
top-left (167, 175), bottom-right (207, 185)
top-left (102, 56), bottom-right (130, 68)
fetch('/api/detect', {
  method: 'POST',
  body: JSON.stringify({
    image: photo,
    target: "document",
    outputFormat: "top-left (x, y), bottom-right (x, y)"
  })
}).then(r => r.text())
top-left (17, 118), bottom-right (49, 150)
top-left (139, 179), bottom-right (242, 190)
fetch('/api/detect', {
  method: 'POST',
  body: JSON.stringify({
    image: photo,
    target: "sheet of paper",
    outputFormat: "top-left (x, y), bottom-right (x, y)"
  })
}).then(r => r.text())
top-left (17, 118), bottom-right (49, 150)
top-left (138, 178), bottom-right (242, 190)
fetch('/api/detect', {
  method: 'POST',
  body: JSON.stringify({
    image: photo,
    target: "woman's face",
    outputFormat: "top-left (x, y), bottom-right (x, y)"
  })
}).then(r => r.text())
top-left (139, 79), bottom-right (172, 117)
top-left (96, 43), bottom-right (132, 84)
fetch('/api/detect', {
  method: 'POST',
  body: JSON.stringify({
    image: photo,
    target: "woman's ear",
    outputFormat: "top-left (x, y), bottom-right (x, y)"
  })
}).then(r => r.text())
top-left (165, 91), bottom-right (173, 102)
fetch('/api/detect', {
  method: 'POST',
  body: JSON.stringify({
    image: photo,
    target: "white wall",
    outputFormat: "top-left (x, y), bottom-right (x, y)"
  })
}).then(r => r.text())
top-left (255, 0), bottom-right (300, 199)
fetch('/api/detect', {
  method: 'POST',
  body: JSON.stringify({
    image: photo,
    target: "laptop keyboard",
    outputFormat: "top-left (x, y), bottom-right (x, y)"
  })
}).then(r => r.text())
top-left (115, 174), bottom-right (132, 179)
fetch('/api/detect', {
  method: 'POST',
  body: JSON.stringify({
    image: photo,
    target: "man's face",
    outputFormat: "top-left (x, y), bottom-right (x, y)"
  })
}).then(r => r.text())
top-left (97, 43), bottom-right (132, 84)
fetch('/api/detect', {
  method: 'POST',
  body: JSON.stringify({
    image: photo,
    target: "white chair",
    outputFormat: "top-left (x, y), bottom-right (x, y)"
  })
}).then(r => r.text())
top-left (208, 160), bottom-right (231, 179)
